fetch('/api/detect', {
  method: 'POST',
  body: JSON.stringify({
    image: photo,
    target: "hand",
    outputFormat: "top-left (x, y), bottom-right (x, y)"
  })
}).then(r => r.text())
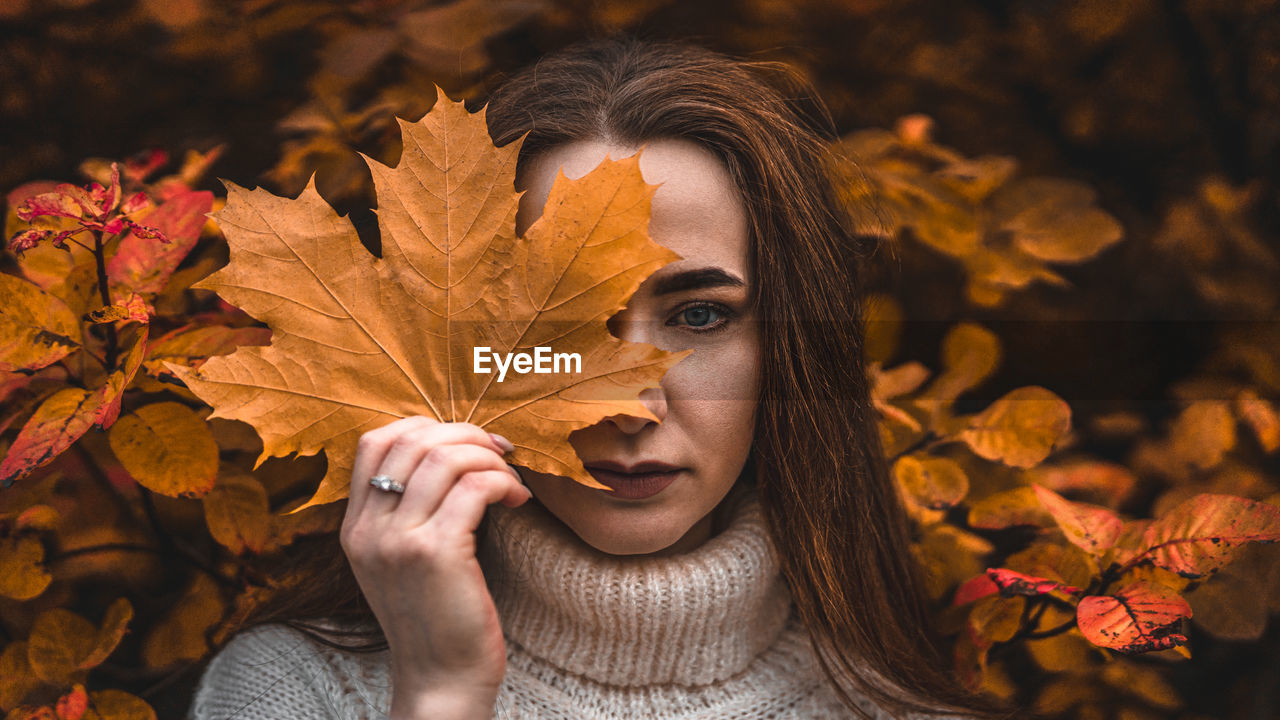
top-left (340, 417), bottom-right (531, 719)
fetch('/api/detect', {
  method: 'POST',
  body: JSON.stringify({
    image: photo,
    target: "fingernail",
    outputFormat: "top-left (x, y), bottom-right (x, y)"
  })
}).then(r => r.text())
top-left (489, 433), bottom-right (515, 453)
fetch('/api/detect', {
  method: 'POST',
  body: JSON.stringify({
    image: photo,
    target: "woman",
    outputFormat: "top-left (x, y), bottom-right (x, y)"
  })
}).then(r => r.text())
top-left (190, 36), bottom-right (1007, 720)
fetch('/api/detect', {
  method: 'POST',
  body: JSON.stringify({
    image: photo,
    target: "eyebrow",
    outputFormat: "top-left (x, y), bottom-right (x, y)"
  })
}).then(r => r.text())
top-left (649, 267), bottom-right (746, 296)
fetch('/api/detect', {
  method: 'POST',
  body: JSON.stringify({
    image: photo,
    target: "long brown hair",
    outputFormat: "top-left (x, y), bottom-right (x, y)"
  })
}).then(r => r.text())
top-left (242, 35), bottom-right (1011, 719)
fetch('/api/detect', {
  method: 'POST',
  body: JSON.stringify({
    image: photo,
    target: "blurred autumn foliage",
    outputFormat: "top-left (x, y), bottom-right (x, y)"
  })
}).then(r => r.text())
top-left (2, 1), bottom-right (1280, 719)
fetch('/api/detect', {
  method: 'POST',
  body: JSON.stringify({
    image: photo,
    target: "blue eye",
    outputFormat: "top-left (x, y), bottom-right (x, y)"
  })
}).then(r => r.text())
top-left (669, 303), bottom-right (732, 333)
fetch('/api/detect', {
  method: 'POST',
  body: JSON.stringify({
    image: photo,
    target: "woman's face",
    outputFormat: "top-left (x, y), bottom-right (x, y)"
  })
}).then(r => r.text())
top-left (512, 138), bottom-right (761, 557)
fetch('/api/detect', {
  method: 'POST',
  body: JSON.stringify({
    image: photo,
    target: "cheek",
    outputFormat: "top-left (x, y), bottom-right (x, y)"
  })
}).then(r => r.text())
top-left (667, 333), bottom-right (760, 451)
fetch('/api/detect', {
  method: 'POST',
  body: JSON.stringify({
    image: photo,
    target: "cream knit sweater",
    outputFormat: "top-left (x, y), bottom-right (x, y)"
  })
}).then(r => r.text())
top-left (189, 483), bottom-right (954, 719)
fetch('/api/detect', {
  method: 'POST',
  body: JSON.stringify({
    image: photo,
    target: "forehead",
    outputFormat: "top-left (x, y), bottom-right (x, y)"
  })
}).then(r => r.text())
top-left (515, 138), bottom-right (751, 278)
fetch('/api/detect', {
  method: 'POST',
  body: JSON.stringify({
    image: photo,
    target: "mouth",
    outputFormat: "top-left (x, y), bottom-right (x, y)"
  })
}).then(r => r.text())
top-left (583, 460), bottom-right (685, 500)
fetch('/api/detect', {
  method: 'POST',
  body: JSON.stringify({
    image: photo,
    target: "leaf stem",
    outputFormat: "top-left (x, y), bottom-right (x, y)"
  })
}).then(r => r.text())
top-left (92, 229), bottom-right (118, 369)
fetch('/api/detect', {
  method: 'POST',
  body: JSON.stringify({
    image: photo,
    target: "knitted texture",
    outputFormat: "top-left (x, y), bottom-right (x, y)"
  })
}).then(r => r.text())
top-left (190, 483), bottom-right (959, 719)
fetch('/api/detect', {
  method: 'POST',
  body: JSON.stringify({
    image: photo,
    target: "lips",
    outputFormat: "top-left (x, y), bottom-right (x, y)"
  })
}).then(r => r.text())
top-left (584, 460), bottom-right (685, 500)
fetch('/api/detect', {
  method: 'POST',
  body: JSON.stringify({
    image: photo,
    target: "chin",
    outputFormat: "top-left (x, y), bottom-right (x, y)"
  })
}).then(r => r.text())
top-left (554, 504), bottom-right (690, 557)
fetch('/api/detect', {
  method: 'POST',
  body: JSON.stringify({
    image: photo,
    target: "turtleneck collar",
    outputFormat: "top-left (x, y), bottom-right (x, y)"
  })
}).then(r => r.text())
top-left (478, 480), bottom-right (793, 687)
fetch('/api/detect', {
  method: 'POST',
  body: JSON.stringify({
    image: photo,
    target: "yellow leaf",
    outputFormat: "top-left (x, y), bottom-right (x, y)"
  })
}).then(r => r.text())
top-left (171, 88), bottom-right (685, 509)
top-left (79, 598), bottom-right (132, 670)
top-left (1100, 659), bottom-right (1183, 711)
top-left (27, 610), bottom-right (95, 685)
top-left (958, 386), bottom-right (1072, 467)
top-left (0, 535), bottom-right (51, 600)
top-left (1005, 540), bottom-right (1099, 590)
top-left (893, 454), bottom-right (969, 510)
top-left (967, 486), bottom-right (1053, 530)
top-left (107, 402), bottom-right (218, 498)
top-left (0, 273), bottom-right (81, 373)
top-left (26, 599), bottom-right (134, 685)
top-left (968, 595), bottom-right (1025, 643)
top-left (202, 474), bottom-right (272, 555)
top-left (0, 642), bottom-right (40, 709)
top-left (142, 574), bottom-right (225, 669)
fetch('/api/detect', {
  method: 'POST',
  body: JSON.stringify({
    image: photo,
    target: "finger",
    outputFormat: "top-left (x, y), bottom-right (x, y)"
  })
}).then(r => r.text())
top-left (427, 469), bottom-right (531, 540)
top-left (360, 421), bottom-right (504, 517)
top-left (393, 444), bottom-right (518, 526)
top-left (347, 416), bottom-right (437, 519)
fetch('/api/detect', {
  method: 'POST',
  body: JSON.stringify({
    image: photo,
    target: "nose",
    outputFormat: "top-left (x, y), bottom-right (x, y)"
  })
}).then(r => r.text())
top-left (607, 386), bottom-right (667, 433)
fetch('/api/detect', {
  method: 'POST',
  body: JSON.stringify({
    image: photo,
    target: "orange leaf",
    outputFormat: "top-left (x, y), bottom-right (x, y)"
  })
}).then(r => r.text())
top-left (0, 535), bottom-right (51, 600)
top-left (1023, 459), bottom-right (1137, 508)
top-left (1034, 484), bottom-right (1123, 555)
top-left (1235, 389), bottom-right (1280, 453)
top-left (202, 474), bottom-right (272, 554)
top-left (141, 325), bottom-right (271, 382)
top-left (82, 690), bottom-right (153, 720)
top-left (0, 642), bottom-right (40, 710)
top-left (107, 402), bottom-right (218, 498)
top-left (170, 88), bottom-right (685, 509)
top-left (988, 177), bottom-right (1124, 263)
top-left (1169, 400), bottom-right (1235, 470)
top-left (1138, 493), bottom-right (1280, 578)
top-left (893, 454), bottom-right (970, 510)
top-left (872, 361), bottom-right (930, 400)
top-left (958, 386), bottom-right (1071, 467)
top-left (1076, 583), bottom-right (1191, 653)
top-left (0, 273), bottom-right (81, 372)
top-left (921, 322), bottom-right (1001, 405)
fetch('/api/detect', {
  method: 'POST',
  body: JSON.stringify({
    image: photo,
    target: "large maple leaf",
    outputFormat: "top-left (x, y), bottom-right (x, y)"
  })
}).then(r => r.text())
top-left (171, 87), bottom-right (686, 510)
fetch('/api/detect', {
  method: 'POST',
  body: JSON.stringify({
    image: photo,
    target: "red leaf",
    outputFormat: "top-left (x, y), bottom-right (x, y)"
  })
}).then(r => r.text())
top-left (1139, 493), bottom-right (1280, 578)
top-left (0, 333), bottom-right (144, 484)
top-left (124, 149), bottom-right (169, 183)
top-left (952, 574), bottom-right (999, 606)
top-left (120, 191), bottom-right (152, 215)
top-left (91, 328), bottom-right (148, 429)
top-left (0, 388), bottom-right (96, 486)
top-left (8, 229), bottom-right (51, 254)
top-left (55, 684), bottom-right (88, 720)
top-left (16, 192), bottom-right (85, 222)
top-left (1033, 484), bottom-right (1123, 555)
top-left (1077, 583), bottom-right (1192, 653)
top-left (986, 567), bottom-right (1081, 597)
top-left (106, 190), bottom-right (213, 293)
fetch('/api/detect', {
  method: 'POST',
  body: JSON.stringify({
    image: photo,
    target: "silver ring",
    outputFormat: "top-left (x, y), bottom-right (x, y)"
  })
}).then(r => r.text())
top-left (369, 474), bottom-right (406, 494)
